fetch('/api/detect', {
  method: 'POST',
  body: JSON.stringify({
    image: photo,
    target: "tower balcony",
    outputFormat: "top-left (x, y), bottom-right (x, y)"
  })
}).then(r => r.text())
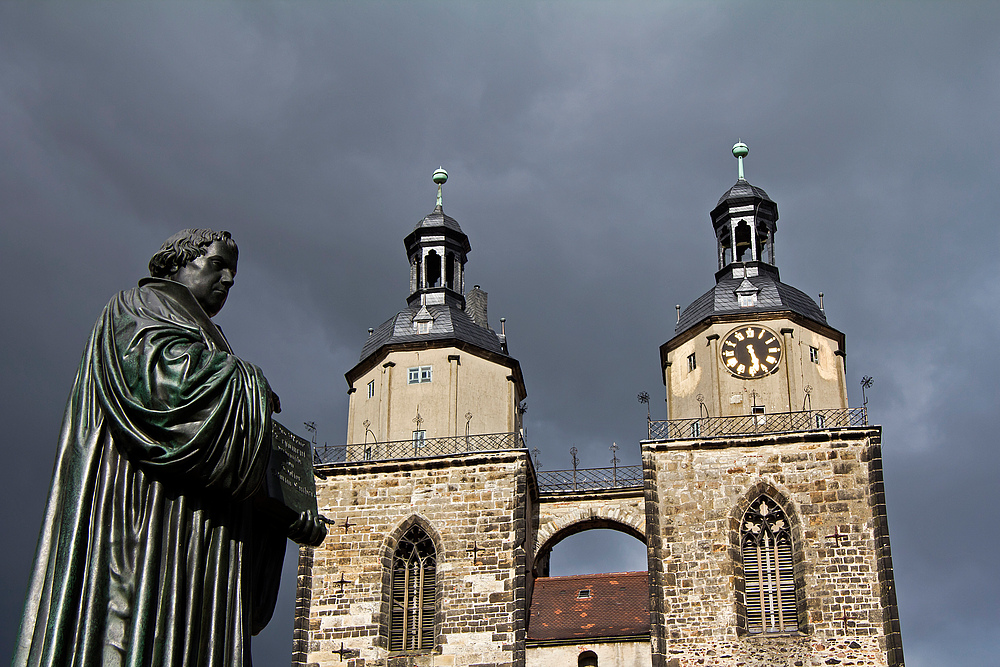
top-left (645, 407), bottom-right (868, 442)
top-left (314, 431), bottom-right (525, 464)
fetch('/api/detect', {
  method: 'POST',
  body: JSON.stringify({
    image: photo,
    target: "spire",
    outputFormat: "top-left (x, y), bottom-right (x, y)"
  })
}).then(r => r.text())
top-left (433, 167), bottom-right (448, 210)
top-left (733, 141), bottom-right (748, 180)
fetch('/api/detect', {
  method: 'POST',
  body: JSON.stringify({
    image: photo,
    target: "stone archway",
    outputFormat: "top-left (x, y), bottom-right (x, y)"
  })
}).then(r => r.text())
top-left (534, 489), bottom-right (646, 577)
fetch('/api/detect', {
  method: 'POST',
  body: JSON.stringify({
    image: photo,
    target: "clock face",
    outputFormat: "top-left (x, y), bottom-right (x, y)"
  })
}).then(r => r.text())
top-left (720, 325), bottom-right (782, 379)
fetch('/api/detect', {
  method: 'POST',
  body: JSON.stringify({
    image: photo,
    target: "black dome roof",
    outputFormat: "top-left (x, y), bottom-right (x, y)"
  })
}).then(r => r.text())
top-left (716, 180), bottom-right (773, 207)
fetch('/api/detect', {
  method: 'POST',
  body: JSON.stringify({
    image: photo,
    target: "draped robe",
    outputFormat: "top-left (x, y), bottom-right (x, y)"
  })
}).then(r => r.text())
top-left (15, 278), bottom-right (285, 667)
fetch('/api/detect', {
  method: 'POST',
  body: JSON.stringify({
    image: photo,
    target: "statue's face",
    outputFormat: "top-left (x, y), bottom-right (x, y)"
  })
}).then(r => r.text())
top-left (170, 240), bottom-right (238, 317)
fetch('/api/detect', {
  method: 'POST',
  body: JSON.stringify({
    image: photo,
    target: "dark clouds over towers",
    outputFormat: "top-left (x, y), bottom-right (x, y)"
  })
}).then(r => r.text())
top-left (1, 4), bottom-right (997, 665)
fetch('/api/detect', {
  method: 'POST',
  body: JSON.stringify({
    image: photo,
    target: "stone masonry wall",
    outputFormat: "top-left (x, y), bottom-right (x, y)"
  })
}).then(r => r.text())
top-left (297, 451), bottom-right (531, 667)
top-left (643, 427), bottom-right (901, 667)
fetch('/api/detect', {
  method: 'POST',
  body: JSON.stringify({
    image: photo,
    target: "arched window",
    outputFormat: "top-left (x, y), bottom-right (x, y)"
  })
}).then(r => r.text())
top-left (734, 220), bottom-right (752, 261)
top-left (578, 650), bottom-right (598, 667)
top-left (425, 250), bottom-right (441, 288)
top-left (741, 495), bottom-right (798, 634)
top-left (389, 525), bottom-right (437, 651)
top-left (445, 251), bottom-right (455, 289)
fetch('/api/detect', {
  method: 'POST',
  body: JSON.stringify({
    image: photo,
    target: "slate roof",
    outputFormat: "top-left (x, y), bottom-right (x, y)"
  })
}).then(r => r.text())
top-left (527, 572), bottom-right (649, 642)
top-left (675, 263), bottom-right (827, 336)
top-left (412, 208), bottom-right (465, 235)
top-left (359, 303), bottom-right (505, 361)
top-left (716, 179), bottom-right (774, 207)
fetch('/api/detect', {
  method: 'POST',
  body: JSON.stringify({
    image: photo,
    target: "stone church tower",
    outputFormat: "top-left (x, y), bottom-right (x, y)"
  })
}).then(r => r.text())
top-left (292, 153), bottom-right (903, 667)
top-left (647, 144), bottom-right (903, 667)
top-left (293, 170), bottom-right (534, 667)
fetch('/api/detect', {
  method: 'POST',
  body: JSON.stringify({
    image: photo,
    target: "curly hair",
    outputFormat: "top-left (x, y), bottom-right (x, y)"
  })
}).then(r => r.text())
top-left (148, 229), bottom-right (238, 278)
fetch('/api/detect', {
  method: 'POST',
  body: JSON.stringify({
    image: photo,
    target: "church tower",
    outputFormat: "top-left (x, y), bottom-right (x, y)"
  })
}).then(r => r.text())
top-left (660, 142), bottom-right (848, 424)
top-left (642, 144), bottom-right (903, 667)
top-left (294, 171), bottom-right (534, 667)
top-left (342, 168), bottom-right (527, 457)
top-left (292, 153), bottom-right (904, 667)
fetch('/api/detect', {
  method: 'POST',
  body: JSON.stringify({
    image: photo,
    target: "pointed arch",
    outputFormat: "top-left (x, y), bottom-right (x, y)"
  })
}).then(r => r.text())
top-left (730, 482), bottom-right (805, 635)
top-left (379, 516), bottom-right (442, 652)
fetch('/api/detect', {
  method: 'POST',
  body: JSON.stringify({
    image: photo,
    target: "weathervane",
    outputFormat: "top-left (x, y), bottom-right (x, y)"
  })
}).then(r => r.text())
top-left (638, 391), bottom-right (650, 421)
top-left (433, 167), bottom-right (448, 209)
top-left (860, 376), bottom-right (874, 407)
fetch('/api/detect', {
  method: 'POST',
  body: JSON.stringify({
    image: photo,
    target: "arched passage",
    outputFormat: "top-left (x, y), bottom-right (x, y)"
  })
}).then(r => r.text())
top-left (534, 491), bottom-right (646, 577)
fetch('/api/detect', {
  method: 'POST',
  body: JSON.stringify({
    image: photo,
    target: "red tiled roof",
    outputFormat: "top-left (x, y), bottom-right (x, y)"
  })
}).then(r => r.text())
top-left (527, 572), bottom-right (650, 641)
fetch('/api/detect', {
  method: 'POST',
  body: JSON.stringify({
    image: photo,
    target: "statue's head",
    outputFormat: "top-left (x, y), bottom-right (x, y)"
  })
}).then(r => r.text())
top-left (149, 229), bottom-right (239, 317)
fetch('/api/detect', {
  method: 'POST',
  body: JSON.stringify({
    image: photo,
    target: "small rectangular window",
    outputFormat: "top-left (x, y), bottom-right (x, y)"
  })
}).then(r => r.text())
top-left (809, 346), bottom-right (820, 364)
top-left (691, 420), bottom-right (701, 437)
top-left (412, 430), bottom-right (426, 447)
top-left (407, 366), bottom-right (432, 384)
top-left (752, 405), bottom-right (765, 415)
top-left (367, 379), bottom-right (375, 398)
top-left (687, 352), bottom-right (697, 372)
top-left (577, 589), bottom-right (592, 599)
top-left (815, 414), bottom-right (826, 429)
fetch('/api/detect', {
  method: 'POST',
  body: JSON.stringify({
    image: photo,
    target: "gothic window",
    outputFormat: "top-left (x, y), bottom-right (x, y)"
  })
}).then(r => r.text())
top-left (741, 496), bottom-right (798, 634)
top-left (389, 526), bottom-right (437, 652)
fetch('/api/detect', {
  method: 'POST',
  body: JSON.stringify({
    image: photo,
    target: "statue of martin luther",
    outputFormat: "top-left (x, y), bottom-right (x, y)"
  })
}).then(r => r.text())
top-left (14, 229), bottom-right (324, 667)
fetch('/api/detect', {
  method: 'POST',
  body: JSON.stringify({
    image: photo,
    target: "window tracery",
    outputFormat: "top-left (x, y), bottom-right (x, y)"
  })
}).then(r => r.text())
top-left (741, 495), bottom-right (798, 634)
top-left (389, 525), bottom-right (437, 652)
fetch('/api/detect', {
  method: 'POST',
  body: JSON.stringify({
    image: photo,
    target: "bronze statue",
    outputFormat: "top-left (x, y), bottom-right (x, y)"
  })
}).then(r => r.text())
top-left (14, 230), bottom-right (323, 666)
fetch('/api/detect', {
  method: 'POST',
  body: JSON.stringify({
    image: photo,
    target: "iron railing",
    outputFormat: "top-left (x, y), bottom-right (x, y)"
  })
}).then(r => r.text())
top-left (537, 465), bottom-right (643, 493)
top-left (314, 431), bottom-right (525, 465)
top-left (646, 407), bottom-right (868, 441)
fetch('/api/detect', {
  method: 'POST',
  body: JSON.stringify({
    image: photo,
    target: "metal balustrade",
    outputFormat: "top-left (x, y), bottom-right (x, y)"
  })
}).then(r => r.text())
top-left (646, 407), bottom-right (868, 441)
top-left (313, 431), bottom-right (525, 465)
top-left (536, 465), bottom-right (643, 493)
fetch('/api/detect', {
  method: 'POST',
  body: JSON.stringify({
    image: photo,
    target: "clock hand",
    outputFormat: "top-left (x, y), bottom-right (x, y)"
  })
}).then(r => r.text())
top-left (747, 344), bottom-right (760, 373)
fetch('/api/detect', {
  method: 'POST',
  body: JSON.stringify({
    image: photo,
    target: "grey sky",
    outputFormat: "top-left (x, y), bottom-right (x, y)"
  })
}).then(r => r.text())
top-left (1, 3), bottom-right (997, 665)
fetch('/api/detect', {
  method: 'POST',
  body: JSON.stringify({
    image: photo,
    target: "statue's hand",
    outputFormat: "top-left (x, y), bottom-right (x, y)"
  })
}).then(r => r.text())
top-left (288, 510), bottom-right (327, 546)
top-left (269, 389), bottom-right (282, 414)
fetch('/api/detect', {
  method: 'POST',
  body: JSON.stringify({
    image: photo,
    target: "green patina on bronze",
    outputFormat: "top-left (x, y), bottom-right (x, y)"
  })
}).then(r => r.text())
top-left (15, 230), bottom-right (324, 667)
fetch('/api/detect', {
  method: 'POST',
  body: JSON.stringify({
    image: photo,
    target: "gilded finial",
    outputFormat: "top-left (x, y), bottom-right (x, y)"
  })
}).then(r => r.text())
top-left (733, 141), bottom-right (748, 181)
top-left (433, 167), bottom-right (448, 209)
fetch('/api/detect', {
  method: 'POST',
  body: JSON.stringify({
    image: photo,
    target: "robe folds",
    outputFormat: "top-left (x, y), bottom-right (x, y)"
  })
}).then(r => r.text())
top-left (15, 278), bottom-right (285, 667)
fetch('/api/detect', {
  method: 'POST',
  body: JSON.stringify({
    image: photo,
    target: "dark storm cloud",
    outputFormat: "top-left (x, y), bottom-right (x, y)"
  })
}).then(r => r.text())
top-left (2, 3), bottom-right (997, 665)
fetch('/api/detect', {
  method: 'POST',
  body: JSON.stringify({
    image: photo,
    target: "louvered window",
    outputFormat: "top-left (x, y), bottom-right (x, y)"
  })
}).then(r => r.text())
top-left (741, 496), bottom-right (798, 634)
top-left (389, 526), bottom-right (436, 652)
